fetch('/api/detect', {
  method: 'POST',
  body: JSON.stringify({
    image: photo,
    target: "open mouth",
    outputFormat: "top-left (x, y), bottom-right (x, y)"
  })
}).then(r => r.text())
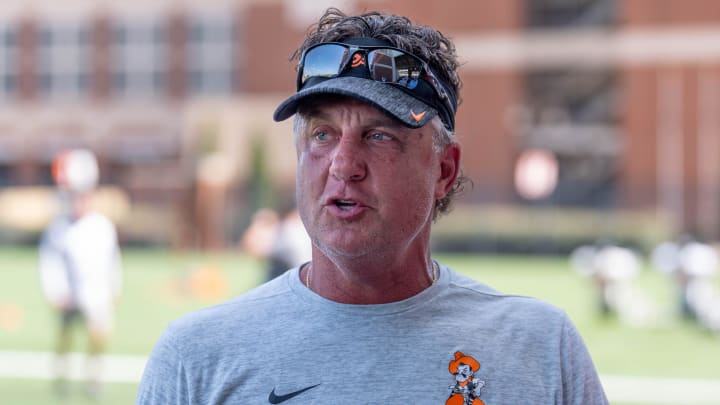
top-left (333, 199), bottom-right (357, 211)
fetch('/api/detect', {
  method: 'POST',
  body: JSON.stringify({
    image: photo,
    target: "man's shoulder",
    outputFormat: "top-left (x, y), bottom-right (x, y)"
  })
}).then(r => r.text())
top-left (165, 272), bottom-right (295, 337)
top-left (71, 212), bottom-right (117, 236)
top-left (443, 268), bottom-right (567, 320)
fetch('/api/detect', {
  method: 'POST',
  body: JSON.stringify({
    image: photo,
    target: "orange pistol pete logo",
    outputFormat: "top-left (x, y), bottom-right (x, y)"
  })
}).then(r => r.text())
top-left (446, 351), bottom-right (486, 405)
top-left (351, 53), bottom-right (366, 68)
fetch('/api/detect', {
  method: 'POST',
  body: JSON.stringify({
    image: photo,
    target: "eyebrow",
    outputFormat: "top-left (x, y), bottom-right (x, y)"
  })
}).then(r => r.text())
top-left (366, 116), bottom-right (407, 130)
top-left (303, 110), bottom-right (408, 131)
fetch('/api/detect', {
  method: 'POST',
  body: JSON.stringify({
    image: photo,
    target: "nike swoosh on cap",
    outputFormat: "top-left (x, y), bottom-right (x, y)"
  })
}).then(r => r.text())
top-left (268, 384), bottom-right (320, 404)
top-left (410, 109), bottom-right (427, 122)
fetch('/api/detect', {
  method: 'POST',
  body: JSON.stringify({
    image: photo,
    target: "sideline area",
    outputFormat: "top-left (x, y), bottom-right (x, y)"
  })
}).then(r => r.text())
top-left (0, 350), bottom-right (145, 383)
top-left (0, 350), bottom-right (718, 404)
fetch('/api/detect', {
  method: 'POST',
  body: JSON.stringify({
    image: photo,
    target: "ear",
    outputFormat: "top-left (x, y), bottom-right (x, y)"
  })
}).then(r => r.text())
top-left (434, 142), bottom-right (461, 200)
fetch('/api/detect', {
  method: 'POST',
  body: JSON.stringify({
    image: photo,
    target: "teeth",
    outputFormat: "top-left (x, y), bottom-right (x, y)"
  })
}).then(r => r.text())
top-left (334, 199), bottom-right (356, 210)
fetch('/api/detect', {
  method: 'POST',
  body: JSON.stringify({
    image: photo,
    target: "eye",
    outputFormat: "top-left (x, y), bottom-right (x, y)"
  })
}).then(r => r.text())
top-left (314, 131), bottom-right (330, 141)
top-left (367, 132), bottom-right (392, 142)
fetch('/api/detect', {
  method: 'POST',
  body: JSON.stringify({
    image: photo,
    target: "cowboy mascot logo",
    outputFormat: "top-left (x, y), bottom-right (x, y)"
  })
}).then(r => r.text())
top-left (446, 351), bottom-right (486, 405)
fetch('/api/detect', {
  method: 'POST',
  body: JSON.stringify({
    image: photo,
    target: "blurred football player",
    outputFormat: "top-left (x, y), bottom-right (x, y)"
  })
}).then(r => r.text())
top-left (38, 149), bottom-right (122, 399)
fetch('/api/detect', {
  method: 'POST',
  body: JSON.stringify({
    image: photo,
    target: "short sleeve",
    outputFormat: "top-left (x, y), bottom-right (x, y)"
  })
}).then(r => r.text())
top-left (560, 315), bottom-right (609, 405)
top-left (136, 325), bottom-right (190, 405)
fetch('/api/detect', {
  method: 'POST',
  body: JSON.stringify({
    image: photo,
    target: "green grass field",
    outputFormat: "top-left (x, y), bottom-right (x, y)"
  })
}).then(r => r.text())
top-left (1, 247), bottom-right (719, 404)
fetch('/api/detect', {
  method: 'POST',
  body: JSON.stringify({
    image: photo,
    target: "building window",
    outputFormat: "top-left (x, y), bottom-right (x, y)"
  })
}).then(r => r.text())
top-left (0, 164), bottom-right (12, 187)
top-left (0, 26), bottom-right (18, 99)
top-left (111, 19), bottom-right (167, 98)
top-left (36, 22), bottom-right (90, 98)
top-left (186, 14), bottom-right (235, 95)
top-left (525, 0), bottom-right (616, 28)
top-left (515, 68), bottom-right (620, 207)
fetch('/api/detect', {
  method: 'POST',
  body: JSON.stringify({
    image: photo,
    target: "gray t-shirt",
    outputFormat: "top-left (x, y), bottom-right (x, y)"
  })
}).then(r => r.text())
top-left (137, 264), bottom-right (608, 404)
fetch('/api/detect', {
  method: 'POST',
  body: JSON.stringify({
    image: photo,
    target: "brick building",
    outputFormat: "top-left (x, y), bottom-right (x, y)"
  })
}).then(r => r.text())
top-left (1, 0), bottom-right (719, 247)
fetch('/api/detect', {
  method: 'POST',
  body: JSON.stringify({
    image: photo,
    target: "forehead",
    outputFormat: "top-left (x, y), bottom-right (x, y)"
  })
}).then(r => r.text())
top-left (298, 95), bottom-right (405, 127)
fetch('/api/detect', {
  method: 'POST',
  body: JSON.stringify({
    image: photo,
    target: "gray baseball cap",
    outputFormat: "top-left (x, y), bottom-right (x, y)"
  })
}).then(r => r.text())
top-left (273, 75), bottom-right (439, 128)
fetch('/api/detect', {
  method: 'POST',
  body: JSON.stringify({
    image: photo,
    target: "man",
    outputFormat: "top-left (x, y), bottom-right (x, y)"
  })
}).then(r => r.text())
top-left (137, 9), bottom-right (607, 404)
top-left (39, 149), bottom-right (123, 398)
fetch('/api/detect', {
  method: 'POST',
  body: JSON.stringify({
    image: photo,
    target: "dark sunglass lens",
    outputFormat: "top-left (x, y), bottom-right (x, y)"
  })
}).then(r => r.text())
top-left (302, 44), bottom-right (350, 85)
top-left (366, 50), bottom-right (394, 82)
top-left (368, 49), bottom-right (424, 88)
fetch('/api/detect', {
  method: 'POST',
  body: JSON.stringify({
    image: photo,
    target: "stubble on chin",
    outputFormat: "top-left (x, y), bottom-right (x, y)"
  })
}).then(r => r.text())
top-left (311, 220), bottom-right (381, 260)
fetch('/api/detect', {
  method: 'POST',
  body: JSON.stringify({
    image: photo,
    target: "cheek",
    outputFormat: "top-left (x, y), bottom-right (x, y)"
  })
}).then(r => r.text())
top-left (296, 151), bottom-right (329, 194)
top-left (383, 176), bottom-right (435, 220)
top-left (296, 148), bottom-right (316, 175)
top-left (399, 158), bottom-right (440, 196)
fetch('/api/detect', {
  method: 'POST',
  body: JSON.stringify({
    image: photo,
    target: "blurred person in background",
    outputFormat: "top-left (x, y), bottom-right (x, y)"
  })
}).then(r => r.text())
top-left (138, 8), bottom-right (607, 404)
top-left (38, 149), bottom-right (123, 399)
top-left (652, 235), bottom-right (720, 331)
top-left (266, 205), bottom-right (312, 281)
top-left (241, 205), bottom-right (311, 281)
top-left (240, 207), bottom-right (280, 260)
top-left (571, 241), bottom-right (658, 327)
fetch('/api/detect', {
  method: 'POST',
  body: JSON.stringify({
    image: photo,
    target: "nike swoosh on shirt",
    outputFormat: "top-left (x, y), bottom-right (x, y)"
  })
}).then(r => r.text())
top-left (268, 384), bottom-right (320, 404)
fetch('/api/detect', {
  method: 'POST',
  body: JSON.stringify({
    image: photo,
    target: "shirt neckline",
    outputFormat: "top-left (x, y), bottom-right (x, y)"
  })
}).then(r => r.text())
top-left (287, 261), bottom-right (448, 316)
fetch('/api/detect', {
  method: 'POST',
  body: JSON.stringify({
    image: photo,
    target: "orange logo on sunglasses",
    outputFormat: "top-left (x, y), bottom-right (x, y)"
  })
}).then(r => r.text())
top-left (351, 53), bottom-right (366, 68)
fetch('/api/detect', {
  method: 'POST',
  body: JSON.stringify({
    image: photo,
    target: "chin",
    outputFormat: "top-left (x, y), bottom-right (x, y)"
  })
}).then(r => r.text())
top-left (315, 236), bottom-right (375, 260)
top-left (317, 243), bottom-right (367, 260)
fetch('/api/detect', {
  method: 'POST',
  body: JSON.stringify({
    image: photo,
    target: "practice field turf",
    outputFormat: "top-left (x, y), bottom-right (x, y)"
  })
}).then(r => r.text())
top-left (0, 379), bottom-right (137, 405)
top-left (1, 247), bottom-right (719, 404)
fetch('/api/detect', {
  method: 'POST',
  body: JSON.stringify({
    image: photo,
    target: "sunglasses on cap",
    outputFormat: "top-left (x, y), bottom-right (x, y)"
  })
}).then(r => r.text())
top-left (296, 42), bottom-right (457, 130)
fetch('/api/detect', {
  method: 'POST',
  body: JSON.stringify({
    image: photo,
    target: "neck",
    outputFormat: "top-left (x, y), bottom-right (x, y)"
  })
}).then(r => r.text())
top-left (302, 250), bottom-right (436, 304)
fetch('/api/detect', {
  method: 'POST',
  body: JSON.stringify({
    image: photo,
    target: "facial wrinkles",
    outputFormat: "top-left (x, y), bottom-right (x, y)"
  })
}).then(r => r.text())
top-left (321, 108), bottom-right (373, 215)
top-left (296, 101), bottom-right (441, 259)
top-left (302, 106), bottom-right (402, 183)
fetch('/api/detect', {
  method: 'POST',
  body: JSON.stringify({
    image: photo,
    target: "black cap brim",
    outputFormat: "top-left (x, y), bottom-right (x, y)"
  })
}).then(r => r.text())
top-left (273, 76), bottom-right (438, 128)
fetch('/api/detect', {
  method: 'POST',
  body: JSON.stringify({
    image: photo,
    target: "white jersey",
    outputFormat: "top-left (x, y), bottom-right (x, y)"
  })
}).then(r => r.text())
top-left (39, 212), bottom-right (122, 330)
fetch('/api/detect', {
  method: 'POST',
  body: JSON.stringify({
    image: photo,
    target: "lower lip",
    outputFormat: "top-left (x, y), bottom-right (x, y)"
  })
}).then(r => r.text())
top-left (325, 204), bottom-right (368, 219)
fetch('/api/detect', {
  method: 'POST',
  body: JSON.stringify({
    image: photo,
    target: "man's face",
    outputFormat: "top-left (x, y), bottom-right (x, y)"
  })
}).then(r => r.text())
top-left (294, 98), bottom-right (457, 261)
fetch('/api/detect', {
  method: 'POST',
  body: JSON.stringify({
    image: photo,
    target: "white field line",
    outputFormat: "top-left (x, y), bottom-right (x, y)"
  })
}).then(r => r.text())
top-left (601, 374), bottom-right (720, 404)
top-left (0, 351), bottom-right (719, 403)
top-left (0, 350), bottom-right (145, 383)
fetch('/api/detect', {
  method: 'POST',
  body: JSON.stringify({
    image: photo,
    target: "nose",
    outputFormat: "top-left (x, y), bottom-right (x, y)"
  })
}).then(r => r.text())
top-left (329, 136), bottom-right (366, 182)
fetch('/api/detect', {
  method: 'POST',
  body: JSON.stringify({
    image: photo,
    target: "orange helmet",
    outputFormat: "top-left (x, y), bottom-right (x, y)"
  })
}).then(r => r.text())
top-left (52, 149), bottom-right (99, 192)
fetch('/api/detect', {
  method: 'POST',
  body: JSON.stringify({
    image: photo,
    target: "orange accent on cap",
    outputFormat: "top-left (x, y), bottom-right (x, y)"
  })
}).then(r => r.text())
top-left (410, 110), bottom-right (427, 122)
